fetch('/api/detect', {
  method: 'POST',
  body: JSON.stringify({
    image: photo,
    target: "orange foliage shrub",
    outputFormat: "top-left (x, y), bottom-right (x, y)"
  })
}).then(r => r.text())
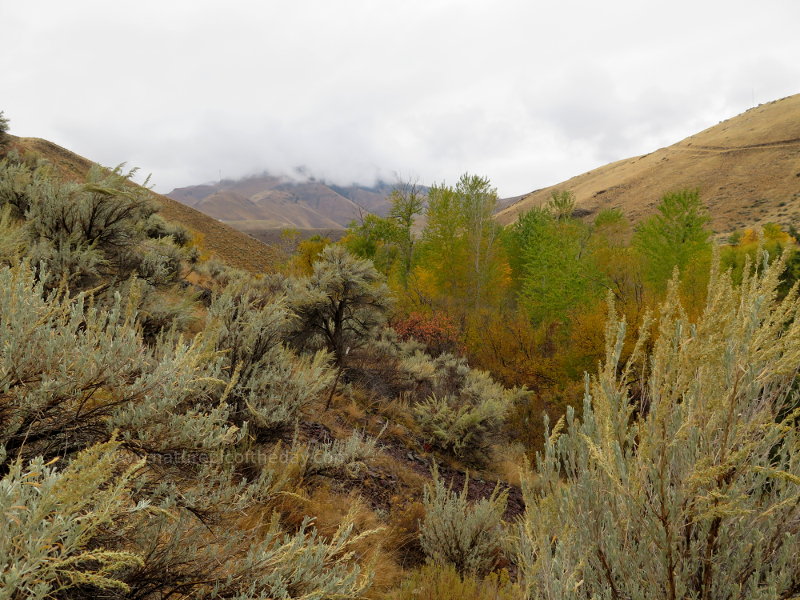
top-left (392, 311), bottom-right (464, 356)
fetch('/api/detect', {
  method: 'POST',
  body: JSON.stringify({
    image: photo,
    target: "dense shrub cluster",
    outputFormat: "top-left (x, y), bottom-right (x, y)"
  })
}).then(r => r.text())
top-left (0, 153), bottom-right (201, 338)
top-left (0, 155), bottom-right (382, 599)
top-left (0, 261), bottom-right (225, 464)
top-left (0, 258), bottom-right (380, 597)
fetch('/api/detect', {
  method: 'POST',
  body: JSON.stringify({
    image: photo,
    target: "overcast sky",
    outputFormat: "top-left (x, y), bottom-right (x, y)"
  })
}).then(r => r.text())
top-left (2, 1), bottom-right (798, 197)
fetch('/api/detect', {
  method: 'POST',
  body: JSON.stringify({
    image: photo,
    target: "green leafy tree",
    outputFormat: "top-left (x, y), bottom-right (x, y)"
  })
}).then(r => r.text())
top-left (420, 174), bottom-right (504, 309)
top-left (509, 206), bottom-right (600, 324)
top-left (634, 189), bottom-right (712, 294)
top-left (588, 208), bottom-right (644, 310)
top-left (344, 212), bottom-right (401, 274)
top-left (421, 182), bottom-right (469, 298)
top-left (458, 173), bottom-right (502, 308)
top-left (343, 181), bottom-right (424, 285)
top-left (388, 179), bottom-right (425, 286)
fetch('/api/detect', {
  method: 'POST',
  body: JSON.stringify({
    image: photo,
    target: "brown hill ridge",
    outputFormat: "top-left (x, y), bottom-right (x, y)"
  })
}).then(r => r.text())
top-left (497, 94), bottom-right (800, 233)
top-left (11, 137), bottom-right (280, 273)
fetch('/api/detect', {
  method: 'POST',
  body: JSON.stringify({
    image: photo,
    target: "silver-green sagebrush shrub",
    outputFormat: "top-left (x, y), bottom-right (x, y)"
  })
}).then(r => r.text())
top-left (420, 465), bottom-right (508, 576)
top-left (208, 278), bottom-right (334, 434)
top-left (408, 353), bottom-right (518, 463)
top-left (24, 164), bottom-right (157, 288)
top-left (143, 213), bottom-right (191, 247)
top-left (289, 245), bottom-right (391, 365)
top-left (0, 440), bottom-right (145, 599)
top-left (0, 261), bottom-right (232, 465)
top-left (301, 430), bottom-right (381, 478)
top-left (0, 155), bottom-right (194, 315)
top-left (413, 391), bottom-right (506, 464)
top-left (398, 351), bottom-right (470, 399)
top-left (518, 251), bottom-right (800, 599)
top-left (198, 256), bottom-right (245, 288)
top-left (0, 150), bottom-right (50, 218)
top-left (364, 337), bottom-right (518, 463)
top-left (0, 205), bottom-right (25, 265)
top-left (0, 153), bottom-right (197, 337)
top-left (131, 237), bottom-right (186, 287)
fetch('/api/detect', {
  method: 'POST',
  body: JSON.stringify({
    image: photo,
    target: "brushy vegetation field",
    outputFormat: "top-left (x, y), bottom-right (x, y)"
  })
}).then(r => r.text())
top-left (0, 117), bottom-right (799, 599)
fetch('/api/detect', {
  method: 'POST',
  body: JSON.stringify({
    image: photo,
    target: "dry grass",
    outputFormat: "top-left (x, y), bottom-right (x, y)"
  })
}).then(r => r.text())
top-left (387, 564), bottom-right (523, 600)
top-left (274, 484), bottom-right (405, 596)
top-left (491, 443), bottom-right (527, 488)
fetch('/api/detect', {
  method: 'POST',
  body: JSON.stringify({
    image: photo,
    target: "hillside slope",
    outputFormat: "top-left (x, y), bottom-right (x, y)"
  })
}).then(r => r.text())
top-left (497, 94), bottom-right (800, 232)
top-left (10, 137), bottom-right (280, 272)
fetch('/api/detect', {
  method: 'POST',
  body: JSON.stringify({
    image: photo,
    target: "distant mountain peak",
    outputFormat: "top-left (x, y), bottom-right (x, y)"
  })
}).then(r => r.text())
top-left (167, 171), bottom-right (397, 231)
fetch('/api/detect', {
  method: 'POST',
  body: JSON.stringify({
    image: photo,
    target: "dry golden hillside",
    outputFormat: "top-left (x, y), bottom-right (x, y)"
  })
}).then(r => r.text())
top-left (497, 94), bottom-right (800, 233)
top-left (10, 137), bottom-right (280, 273)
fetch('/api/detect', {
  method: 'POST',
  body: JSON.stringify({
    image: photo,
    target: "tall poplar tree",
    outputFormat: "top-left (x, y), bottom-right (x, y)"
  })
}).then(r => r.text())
top-left (633, 189), bottom-right (712, 294)
top-left (420, 173), bottom-right (503, 309)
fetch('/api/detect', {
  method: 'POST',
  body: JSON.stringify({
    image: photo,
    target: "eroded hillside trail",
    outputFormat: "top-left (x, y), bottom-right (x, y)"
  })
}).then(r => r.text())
top-left (680, 137), bottom-right (800, 153)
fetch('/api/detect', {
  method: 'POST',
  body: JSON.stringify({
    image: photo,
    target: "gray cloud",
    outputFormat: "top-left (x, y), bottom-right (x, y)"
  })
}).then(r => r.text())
top-left (2, 0), bottom-right (798, 198)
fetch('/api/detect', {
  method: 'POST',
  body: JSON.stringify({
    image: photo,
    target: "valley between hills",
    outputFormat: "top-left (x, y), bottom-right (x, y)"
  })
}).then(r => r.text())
top-left (1, 94), bottom-right (799, 598)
